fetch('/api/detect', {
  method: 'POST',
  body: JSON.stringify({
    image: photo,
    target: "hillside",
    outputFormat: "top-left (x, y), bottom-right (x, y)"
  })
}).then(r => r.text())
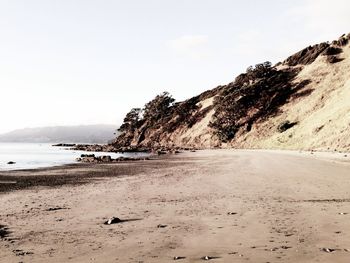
top-left (0, 125), bottom-right (118, 144)
top-left (113, 33), bottom-right (350, 152)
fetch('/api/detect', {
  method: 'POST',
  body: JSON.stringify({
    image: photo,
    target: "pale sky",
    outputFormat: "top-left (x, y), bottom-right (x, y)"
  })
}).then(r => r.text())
top-left (1, 0), bottom-right (349, 133)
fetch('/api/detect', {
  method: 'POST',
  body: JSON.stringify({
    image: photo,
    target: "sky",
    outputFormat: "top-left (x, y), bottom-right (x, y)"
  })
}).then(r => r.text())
top-left (0, 0), bottom-right (350, 133)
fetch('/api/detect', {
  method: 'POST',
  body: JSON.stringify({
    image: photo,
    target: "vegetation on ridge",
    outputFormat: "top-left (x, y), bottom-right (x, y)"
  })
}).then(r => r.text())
top-left (115, 92), bottom-right (204, 148)
top-left (114, 33), bottom-right (350, 149)
top-left (209, 62), bottom-right (310, 141)
top-left (114, 62), bottom-right (312, 147)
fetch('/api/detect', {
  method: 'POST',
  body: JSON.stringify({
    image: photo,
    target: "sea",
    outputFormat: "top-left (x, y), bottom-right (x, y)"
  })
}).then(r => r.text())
top-left (0, 143), bottom-right (148, 171)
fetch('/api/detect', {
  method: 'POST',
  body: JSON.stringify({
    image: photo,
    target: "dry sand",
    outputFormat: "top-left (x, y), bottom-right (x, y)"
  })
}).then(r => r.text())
top-left (1, 150), bottom-right (350, 262)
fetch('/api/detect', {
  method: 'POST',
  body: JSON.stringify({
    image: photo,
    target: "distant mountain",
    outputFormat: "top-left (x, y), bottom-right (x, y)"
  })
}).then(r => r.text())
top-left (0, 125), bottom-right (119, 144)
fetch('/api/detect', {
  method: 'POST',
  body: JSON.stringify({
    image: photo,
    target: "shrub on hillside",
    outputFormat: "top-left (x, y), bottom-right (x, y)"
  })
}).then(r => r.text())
top-left (209, 62), bottom-right (302, 142)
top-left (143, 92), bottom-right (175, 124)
top-left (118, 108), bottom-right (142, 133)
top-left (277, 120), bottom-right (298, 133)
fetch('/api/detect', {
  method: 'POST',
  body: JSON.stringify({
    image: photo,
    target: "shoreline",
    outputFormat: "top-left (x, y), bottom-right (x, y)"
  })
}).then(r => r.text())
top-left (0, 149), bottom-right (350, 194)
top-left (0, 155), bottom-right (166, 194)
top-left (1, 148), bottom-right (349, 194)
top-left (0, 142), bottom-right (153, 173)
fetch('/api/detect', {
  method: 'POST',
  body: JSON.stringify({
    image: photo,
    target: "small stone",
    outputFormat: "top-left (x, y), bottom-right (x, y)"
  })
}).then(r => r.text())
top-left (321, 248), bottom-right (336, 253)
top-left (104, 217), bottom-right (122, 225)
top-left (227, 212), bottom-right (237, 215)
top-left (201, 256), bottom-right (220, 260)
top-left (46, 207), bottom-right (66, 211)
top-left (281, 246), bottom-right (292, 249)
top-left (173, 256), bottom-right (186, 260)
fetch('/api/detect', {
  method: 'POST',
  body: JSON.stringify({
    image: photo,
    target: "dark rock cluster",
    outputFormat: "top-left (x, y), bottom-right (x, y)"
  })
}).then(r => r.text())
top-left (72, 144), bottom-right (117, 152)
top-left (76, 154), bottom-right (149, 163)
top-left (52, 143), bottom-right (76, 147)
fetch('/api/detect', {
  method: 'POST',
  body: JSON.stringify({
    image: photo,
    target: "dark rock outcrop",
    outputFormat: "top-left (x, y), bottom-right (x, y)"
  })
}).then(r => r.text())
top-left (76, 154), bottom-right (149, 163)
top-left (52, 143), bottom-right (76, 147)
top-left (104, 217), bottom-right (122, 225)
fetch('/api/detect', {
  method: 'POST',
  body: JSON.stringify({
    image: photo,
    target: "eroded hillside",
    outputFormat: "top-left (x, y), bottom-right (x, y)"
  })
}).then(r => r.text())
top-left (113, 33), bottom-right (350, 152)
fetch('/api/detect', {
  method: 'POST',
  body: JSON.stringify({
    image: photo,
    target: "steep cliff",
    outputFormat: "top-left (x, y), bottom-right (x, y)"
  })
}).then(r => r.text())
top-left (113, 33), bottom-right (350, 152)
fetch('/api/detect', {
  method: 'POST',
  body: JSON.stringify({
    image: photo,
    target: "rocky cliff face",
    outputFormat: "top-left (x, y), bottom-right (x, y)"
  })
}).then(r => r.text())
top-left (113, 33), bottom-right (350, 152)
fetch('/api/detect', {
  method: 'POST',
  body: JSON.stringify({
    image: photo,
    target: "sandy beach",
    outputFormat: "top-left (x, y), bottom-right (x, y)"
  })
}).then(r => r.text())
top-left (1, 149), bottom-right (350, 262)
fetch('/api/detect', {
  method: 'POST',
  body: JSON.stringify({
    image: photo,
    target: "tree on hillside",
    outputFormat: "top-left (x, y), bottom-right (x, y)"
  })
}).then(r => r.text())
top-left (209, 62), bottom-right (297, 142)
top-left (235, 61), bottom-right (275, 86)
top-left (118, 108), bottom-right (142, 132)
top-left (143, 92), bottom-right (175, 123)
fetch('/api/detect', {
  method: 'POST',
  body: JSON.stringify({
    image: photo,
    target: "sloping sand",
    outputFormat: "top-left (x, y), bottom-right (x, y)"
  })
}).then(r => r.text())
top-left (1, 150), bottom-right (350, 262)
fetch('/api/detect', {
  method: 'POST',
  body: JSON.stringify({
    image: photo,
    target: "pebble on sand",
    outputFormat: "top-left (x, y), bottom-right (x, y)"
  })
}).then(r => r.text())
top-left (104, 217), bottom-right (122, 225)
top-left (201, 256), bottom-right (220, 260)
top-left (321, 248), bottom-right (337, 253)
top-left (173, 256), bottom-right (186, 260)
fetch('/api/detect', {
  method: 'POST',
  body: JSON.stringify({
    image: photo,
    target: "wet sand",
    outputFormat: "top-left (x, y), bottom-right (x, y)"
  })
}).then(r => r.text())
top-left (1, 149), bottom-right (350, 262)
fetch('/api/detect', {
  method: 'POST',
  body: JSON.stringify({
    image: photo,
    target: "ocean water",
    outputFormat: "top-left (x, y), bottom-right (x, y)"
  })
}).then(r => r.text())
top-left (0, 143), bottom-right (148, 171)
